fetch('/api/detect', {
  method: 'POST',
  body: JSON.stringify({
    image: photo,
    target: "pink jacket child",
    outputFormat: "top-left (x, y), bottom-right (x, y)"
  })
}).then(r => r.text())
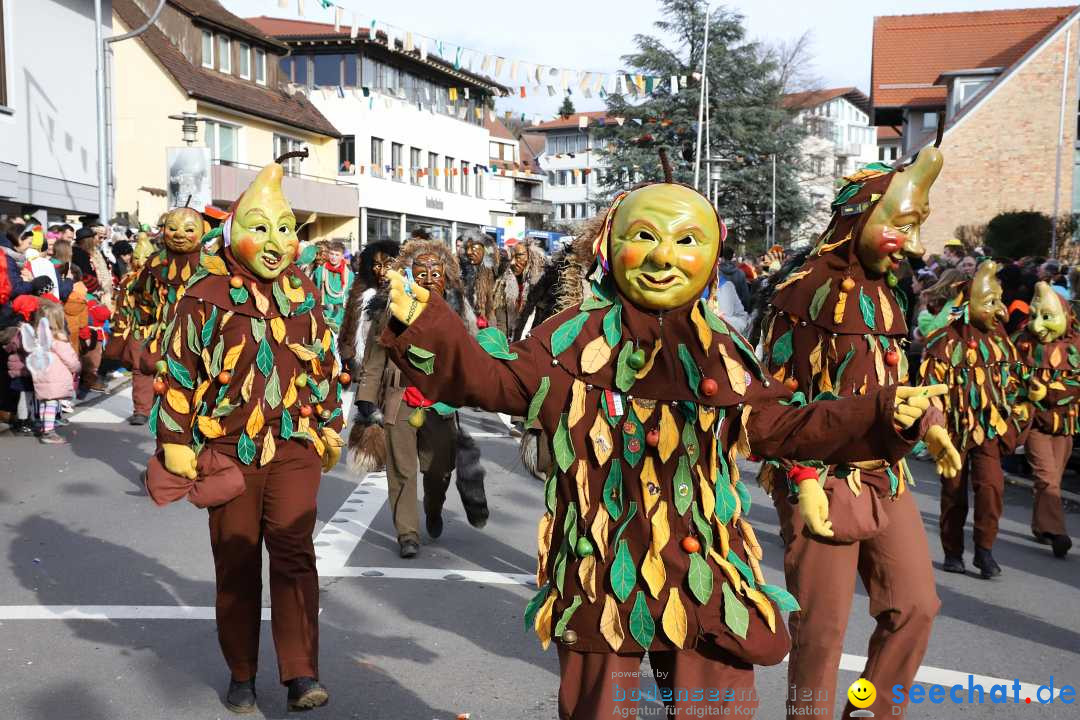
top-left (7, 319), bottom-right (82, 400)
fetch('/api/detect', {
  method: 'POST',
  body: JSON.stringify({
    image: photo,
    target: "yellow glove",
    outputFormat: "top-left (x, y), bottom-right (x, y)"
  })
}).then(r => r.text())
top-left (798, 479), bottom-right (833, 538)
top-left (385, 269), bottom-right (431, 326)
top-left (1013, 402), bottom-right (1032, 424)
top-left (924, 425), bottom-right (962, 479)
top-left (321, 427), bottom-right (344, 472)
top-left (1028, 379), bottom-right (1047, 403)
top-left (893, 384), bottom-right (948, 430)
top-left (162, 443), bottom-right (198, 480)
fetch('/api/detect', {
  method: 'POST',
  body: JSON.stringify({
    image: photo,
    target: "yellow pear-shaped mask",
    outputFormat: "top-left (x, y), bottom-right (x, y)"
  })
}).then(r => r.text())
top-left (1029, 281), bottom-right (1069, 343)
top-left (229, 163), bottom-right (298, 280)
top-left (162, 207), bottom-right (204, 254)
top-left (968, 260), bottom-right (1006, 332)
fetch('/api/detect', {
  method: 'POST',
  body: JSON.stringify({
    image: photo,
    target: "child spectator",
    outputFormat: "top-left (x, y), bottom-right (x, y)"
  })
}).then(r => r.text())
top-left (5, 295), bottom-right (41, 435)
top-left (26, 299), bottom-right (80, 443)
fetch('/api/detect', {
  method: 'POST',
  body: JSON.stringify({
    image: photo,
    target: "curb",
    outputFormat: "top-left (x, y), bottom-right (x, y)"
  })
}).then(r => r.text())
top-left (1003, 470), bottom-right (1080, 505)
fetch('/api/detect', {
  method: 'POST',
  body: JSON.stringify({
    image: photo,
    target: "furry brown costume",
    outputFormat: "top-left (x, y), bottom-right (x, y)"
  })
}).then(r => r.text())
top-left (338, 240), bottom-right (400, 372)
top-left (462, 232), bottom-right (502, 326)
top-left (494, 242), bottom-right (547, 335)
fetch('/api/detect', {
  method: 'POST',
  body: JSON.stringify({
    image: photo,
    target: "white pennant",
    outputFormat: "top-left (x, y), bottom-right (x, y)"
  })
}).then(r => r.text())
top-left (350, 13), bottom-right (359, 39)
top-left (334, 7), bottom-right (342, 32)
top-left (670, 74), bottom-right (679, 94)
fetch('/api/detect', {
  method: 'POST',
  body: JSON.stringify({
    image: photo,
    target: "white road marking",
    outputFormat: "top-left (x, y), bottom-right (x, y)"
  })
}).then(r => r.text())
top-left (470, 431), bottom-right (510, 438)
top-left (837, 653), bottom-right (1059, 700)
top-left (68, 387), bottom-right (133, 425)
top-left (320, 567), bottom-right (534, 584)
top-left (0, 606), bottom-right (270, 620)
top-left (314, 471), bottom-right (387, 573)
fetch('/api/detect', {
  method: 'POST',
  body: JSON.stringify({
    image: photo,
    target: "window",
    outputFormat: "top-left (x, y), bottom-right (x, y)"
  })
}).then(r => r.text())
top-left (204, 120), bottom-right (238, 163)
top-left (237, 43), bottom-right (250, 79)
top-left (274, 134), bottom-right (304, 175)
top-left (344, 56), bottom-right (357, 86)
top-left (476, 165), bottom-right (485, 199)
top-left (254, 49), bottom-right (266, 85)
top-left (569, 169), bottom-right (577, 185)
top-left (810, 156), bottom-right (824, 175)
top-left (923, 112), bottom-right (938, 130)
top-left (548, 171), bottom-right (555, 185)
top-left (338, 135), bottom-right (355, 174)
top-left (218, 35), bottom-right (231, 73)
top-left (201, 30), bottom-right (214, 68)
top-left (313, 54), bottom-right (342, 86)
top-left (445, 156), bottom-right (455, 192)
top-left (391, 142), bottom-right (403, 182)
top-left (410, 148), bottom-right (421, 185)
top-left (460, 160), bottom-right (469, 196)
top-left (292, 56), bottom-right (309, 86)
top-left (834, 158), bottom-right (846, 176)
top-left (428, 152), bottom-right (439, 189)
top-left (371, 137), bottom-right (384, 177)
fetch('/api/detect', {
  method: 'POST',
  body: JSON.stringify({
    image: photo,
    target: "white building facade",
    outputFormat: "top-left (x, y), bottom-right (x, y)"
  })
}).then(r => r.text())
top-left (530, 112), bottom-right (612, 225)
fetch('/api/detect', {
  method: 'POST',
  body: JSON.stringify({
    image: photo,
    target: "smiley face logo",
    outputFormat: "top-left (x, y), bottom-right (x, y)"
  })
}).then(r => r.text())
top-left (847, 678), bottom-right (876, 709)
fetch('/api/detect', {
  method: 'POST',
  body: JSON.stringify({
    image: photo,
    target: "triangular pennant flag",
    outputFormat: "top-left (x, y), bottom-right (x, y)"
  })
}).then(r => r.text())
top-left (405, 32), bottom-right (414, 53)
top-left (350, 13), bottom-right (359, 39)
top-left (296, 0), bottom-right (305, 17)
top-left (670, 75), bottom-right (679, 94)
top-left (510, 59), bottom-right (519, 80)
top-left (579, 115), bottom-right (589, 129)
top-left (419, 39), bottom-right (428, 61)
top-left (334, 6), bottom-right (342, 32)
top-left (495, 57), bottom-right (505, 77)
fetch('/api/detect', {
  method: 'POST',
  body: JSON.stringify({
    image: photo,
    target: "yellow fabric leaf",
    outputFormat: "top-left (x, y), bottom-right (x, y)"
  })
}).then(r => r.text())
top-left (808, 337), bottom-right (824, 377)
top-left (536, 512), bottom-right (554, 586)
top-left (578, 554), bottom-right (598, 603)
top-left (747, 549), bottom-right (766, 586)
top-left (590, 507), bottom-right (609, 561)
top-left (534, 590), bottom-right (557, 650)
top-left (171, 322), bottom-right (182, 357)
top-left (735, 405), bottom-right (752, 458)
top-left (284, 277), bottom-right (306, 303)
top-left (878, 287), bottom-right (894, 332)
top-left (975, 367), bottom-right (986, 386)
top-left (197, 415), bottom-right (226, 439)
top-left (270, 317), bottom-right (287, 344)
top-left (716, 520), bottom-right (731, 558)
top-left (772, 268), bottom-right (812, 291)
top-left (246, 403), bottom-right (265, 437)
top-left (1050, 346), bottom-right (1063, 368)
top-left (309, 427), bottom-right (325, 457)
top-left (589, 413), bottom-right (613, 465)
top-left (310, 313), bottom-right (319, 343)
top-left (708, 549), bottom-right (742, 594)
top-left (222, 337), bottom-right (246, 372)
top-left (650, 499), bottom-right (671, 552)
top-left (322, 427), bottom-right (345, 448)
top-left (322, 329), bottom-right (332, 352)
top-left (641, 548), bottom-right (666, 599)
top-left (640, 457), bottom-right (660, 516)
top-left (579, 335), bottom-right (612, 374)
top-left (1050, 380), bottom-right (1067, 391)
top-left (661, 587), bottom-right (689, 648)
top-left (972, 422), bottom-right (985, 446)
top-left (739, 518), bottom-right (763, 561)
top-left (289, 343), bottom-right (320, 361)
top-left (221, 311), bottom-right (234, 328)
top-left (772, 365), bottom-right (786, 382)
top-left (260, 431), bottom-right (277, 467)
top-left (180, 263), bottom-right (192, 282)
top-left (282, 373), bottom-right (298, 408)
top-left (834, 289), bottom-right (848, 324)
top-left (201, 254), bottom-right (228, 276)
top-left (873, 341), bottom-right (885, 385)
top-left (569, 380), bottom-right (587, 428)
top-left (990, 340), bottom-right (1003, 361)
top-left (600, 593), bottom-right (625, 652)
top-left (575, 460), bottom-right (591, 517)
top-left (718, 343), bottom-right (746, 395)
top-left (658, 404), bottom-right (679, 463)
top-left (690, 302), bottom-right (712, 355)
top-left (744, 586), bottom-right (776, 633)
top-left (817, 229), bottom-right (851, 255)
top-left (251, 284), bottom-right (271, 315)
top-left (698, 405), bottom-right (716, 432)
top-left (635, 338), bottom-right (663, 379)
top-left (192, 380), bottom-right (210, 412)
top-left (167, 260), bottom-right (177, 281)
top-left (201, 348), bottom-right (213, 375)
top-left (632, 398), bottom-right (656, 423)
top-left (240, 365), bottom-right (256, 402)
top-left (697, 468), bottom-right (715, 519)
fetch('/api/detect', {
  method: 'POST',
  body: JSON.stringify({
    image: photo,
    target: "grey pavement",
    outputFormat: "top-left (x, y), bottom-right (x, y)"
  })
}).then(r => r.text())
top-left (0, 388), bottom-right (1076, 720)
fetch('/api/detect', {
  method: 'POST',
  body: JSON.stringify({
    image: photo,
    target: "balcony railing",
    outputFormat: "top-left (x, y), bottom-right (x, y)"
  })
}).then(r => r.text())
top-left (211, 160), bottom-right (357, 217)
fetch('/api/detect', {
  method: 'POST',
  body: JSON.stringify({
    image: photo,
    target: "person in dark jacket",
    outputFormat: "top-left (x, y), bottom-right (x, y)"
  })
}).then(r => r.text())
top-left (717, 244), bottom-right (750, 308)
top-left (2, 228), bottom-right (54, 300)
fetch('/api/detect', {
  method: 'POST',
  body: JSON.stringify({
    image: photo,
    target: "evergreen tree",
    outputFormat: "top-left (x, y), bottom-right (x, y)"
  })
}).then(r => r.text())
top-left (594, 0), bottom-right (808, 255)
top-left (558, 94), bottom-right (576, 118)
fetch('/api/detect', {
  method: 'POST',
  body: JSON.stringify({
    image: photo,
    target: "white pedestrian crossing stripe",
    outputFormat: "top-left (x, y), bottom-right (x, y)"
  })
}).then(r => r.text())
top-left (69, 387), bottom-right (133, 425)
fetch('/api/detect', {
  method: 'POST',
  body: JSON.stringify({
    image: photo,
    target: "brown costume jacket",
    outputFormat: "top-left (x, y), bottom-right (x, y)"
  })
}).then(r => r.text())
top-left (1013, 324), bottom-right (1080, 436)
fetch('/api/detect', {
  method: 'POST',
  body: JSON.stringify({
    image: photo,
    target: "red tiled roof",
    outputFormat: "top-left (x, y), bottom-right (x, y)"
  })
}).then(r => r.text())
top-left (114, 0), bottom-right (338, 137)
top-left (877, 125), bottom-right (901, 140)
top-left (782, 87), bottom-right (870, 114)
top-left (520, 133), bottom-right (545, 168)
top-left (871, 6), bottom-right (1076, 109)
top-left (170, 1), bottom-right (287, 50)
top-left (529, 111), bottom-right (612, 132)
top-left (485, 116), bottom-right (516, 141)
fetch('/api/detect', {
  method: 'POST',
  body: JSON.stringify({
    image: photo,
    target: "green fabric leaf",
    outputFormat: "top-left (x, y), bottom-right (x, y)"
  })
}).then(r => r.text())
top-left (550, 312), bottom-right (590, 356)
top-left (295, 294), bottom-right (315, 316)
top-left (553, 413), bottom-right (574, 473)
top-left (886, 467), bottom-right (900, 495)
top-left (622, 414), bottom-right (644, 467)
top-left (581, 277), bottom-right (616, 311)
top-left (760, 583), bottom-right (801, 612)
top-left (602, 304), bottom-right (623, 348)
top-left (831, 181), bottom-right (861, 208)
top-left (629, 591), bottom-right (656, 648)
top-left (702, 302), bottom-right (730, 335)
top-left (272, 281), bottom-right (291, 316)
top-left (230, 285), bottom-right (250, 305)
top-left (603, 462), bottom-right (624, 521)
top-left (237, 432), bottom-right (257, 465)
top-left (580, 294), bottom-right (612, 311)
top-left (264, 369), bottom-right (282, 409)
top-left (298, 245), bottom-right (318, 265)
top-left (212, 400), bottom-right (238, 418)
top-left (185, 315), bottom-right (200, 355)
top-left (523, 583), bottom-right (552, 631)
top-left (687, 552), bottom-right (713, 604)
top-left (1034, 344), bottom-right (1045, 366)
top-left (727, 550), bottom-right (757, 589)
top-left (600, 391), bottom-right (623, 427)
top-left (715, 482), bottom-right (737, 525)
top-left (209, 337), bottom-right (224, 377)
top-left (615, 341), bottom-right (636, 392)
top-left (250, 317), bottom-right (266, 343)
top-left (808, 278), bottom-right (832, 321)
top-left (311, 378), bottom-right (330, 403)
top-left (770, 328), bottom-right (794, 366)
top-left (167, 356), bottom-right (195, 389)
top-left (1068, 345), bottom-right (1080, 368)
top-left (544, 468), bottom-right (558, 514)
top-left (894, 287), bottom-right (908, 316)
top-left (673, 456), bottom-right (694, 516)
top-left (407, 345), bottom-right (436, 375)
top-left (729, 332), bottom-right (764, 380)
top-left (833, 348), bottom-right (856, 388)
top-left (526, 376), bottom-right (550, 430)
top-left (148, 397), bottom-right (161, 435)
top-left (677, 343), bottom-right (702, 395)
top-left (691, 502), bottom-right (713, 555)
top-left (564, 502), bottom-right (580, 553)
top-left (477, 327), bottom-right (518, 360)
top-left (950, 341), bottom-right (964, 367)
top-left (978, 340), bottom-right (990, 364)
top-left (554, 595), bottom-right (583, 638)
top-left (186, 266), bottom-right (210, 288)
top-left (553, 542), bottom-right (568, 595)
top-left (858, 287), bottom-right (876, 330)
top-left (612, 501), bottom-right (638, 546)
top-left (256, 339), bottom-right (274, 377)
top-left (159, 407), bottom-right (182, 433)
top-left (610, 539), bottom-right (636, 603)
top-left (681, 420), bottom-right (700, 466)
top-left (734, 480), bottom-right (752, 514)
top-left (722, 582), bottom-right (749, 639)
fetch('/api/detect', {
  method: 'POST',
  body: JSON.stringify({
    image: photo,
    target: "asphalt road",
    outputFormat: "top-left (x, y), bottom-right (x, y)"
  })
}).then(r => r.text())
top-left (0, 384), bottom-right (1077, 720)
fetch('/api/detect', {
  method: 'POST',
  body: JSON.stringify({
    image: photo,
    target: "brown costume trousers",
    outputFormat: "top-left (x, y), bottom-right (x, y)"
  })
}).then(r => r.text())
top-left (940, 441), bottom-right (1003, 556)
top-left (208, 440), bottom-right (321, 684)
top-left (131, 370), bottom-right (155, 416)
top-left (774, 486), bottom-right (939, 719)
top-left (385, 407), bottom-right (456, 543)
top-left (557, 644), bottom-right (757, 719)
top-left (1026, 430), bottom-right (1071, 537)
top-left (80, 339), bottom-right (102, 387)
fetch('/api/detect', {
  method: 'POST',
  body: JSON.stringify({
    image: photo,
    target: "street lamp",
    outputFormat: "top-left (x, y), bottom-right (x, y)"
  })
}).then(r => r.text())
top-left (168, 112), bottom-right (212, 146)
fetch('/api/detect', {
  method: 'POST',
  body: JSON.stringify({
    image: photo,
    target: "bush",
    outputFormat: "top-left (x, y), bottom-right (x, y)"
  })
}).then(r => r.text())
top-left (984, 211), bottom-right (1052, 258)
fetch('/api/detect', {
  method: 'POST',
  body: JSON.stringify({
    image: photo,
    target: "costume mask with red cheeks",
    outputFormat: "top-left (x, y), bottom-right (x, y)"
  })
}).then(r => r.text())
top-left (228, 163), bottom-right (298, 280)
top-left (968, 260), bottom-right (1007, 332)
top-left (857, 147), bottom-right (943, 276)
top-left (162, 207), bottom-right (205, 253)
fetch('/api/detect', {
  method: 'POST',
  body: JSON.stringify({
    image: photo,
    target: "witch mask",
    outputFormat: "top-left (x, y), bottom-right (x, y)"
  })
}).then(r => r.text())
top-left (229, 163), bottom-right (298, 280)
